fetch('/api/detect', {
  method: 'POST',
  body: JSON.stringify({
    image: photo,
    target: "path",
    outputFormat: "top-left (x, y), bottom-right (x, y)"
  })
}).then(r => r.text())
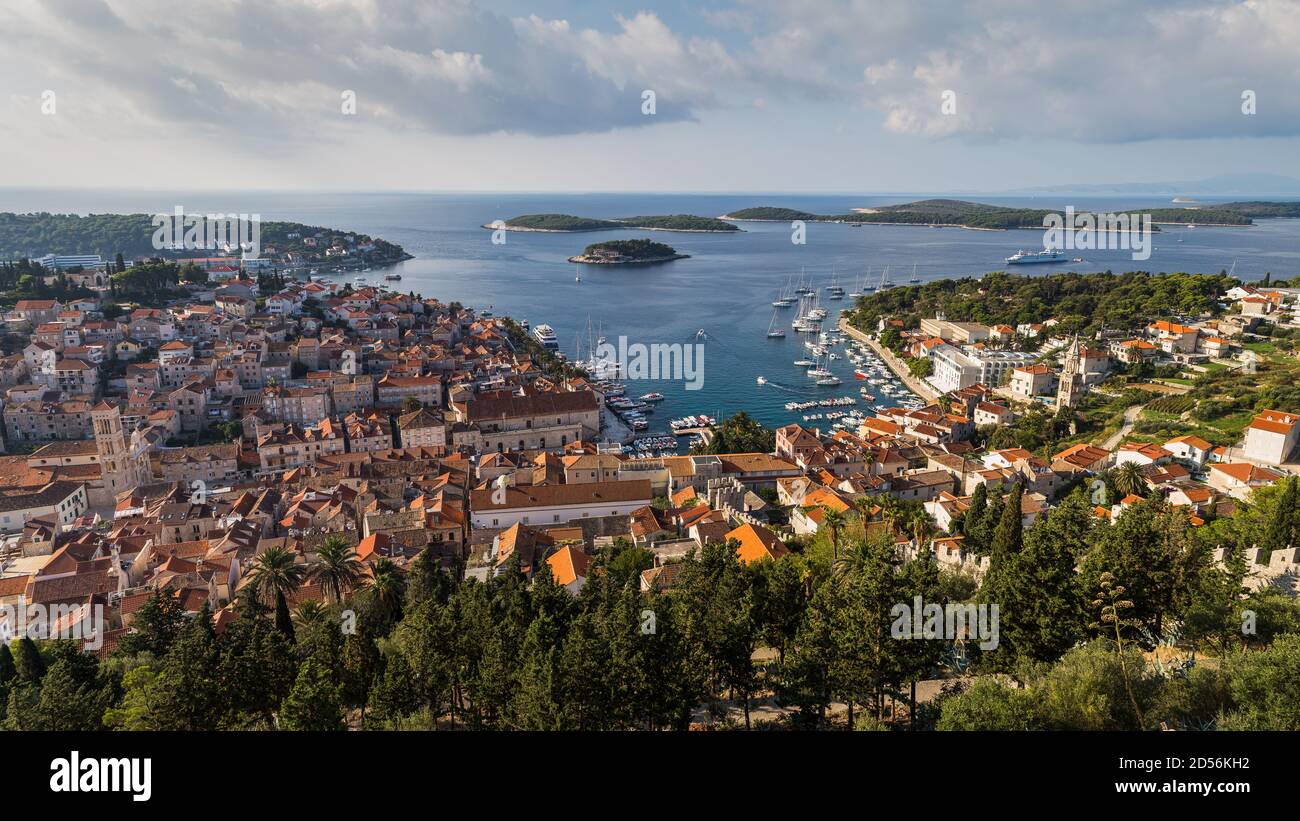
top-left (1102, 403), bottom-right (1144, 450)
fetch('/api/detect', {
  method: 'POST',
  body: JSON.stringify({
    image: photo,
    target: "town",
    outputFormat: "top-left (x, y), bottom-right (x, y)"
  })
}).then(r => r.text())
top-left (0, 246), bottom-right (1296, 732)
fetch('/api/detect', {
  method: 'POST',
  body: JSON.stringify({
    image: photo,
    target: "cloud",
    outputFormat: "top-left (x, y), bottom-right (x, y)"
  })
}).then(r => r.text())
top-left (0, 0), bottom-right (740, 140)
top-left (3, 0), bottom-right (1300, 148)
top-left (735, 0), bottom-right (1300, 142)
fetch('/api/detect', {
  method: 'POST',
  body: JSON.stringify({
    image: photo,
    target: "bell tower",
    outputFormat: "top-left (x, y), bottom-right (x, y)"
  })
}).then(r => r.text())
top-left (1057, 335), bottom-right (1084, 410)
top-left (93, 401), bottom-right (148, 498)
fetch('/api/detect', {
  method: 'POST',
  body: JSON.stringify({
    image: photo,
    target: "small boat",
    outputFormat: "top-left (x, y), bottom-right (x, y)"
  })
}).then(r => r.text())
top-left (793, 359), bottom-right (816, 367)
top-left (816, 376), bottom-right (841, 386)
top-left (756, 376), bottom-right (767, 385)
top-left (639, 393), bottom-right (665, 402)
top-left (854, 370), bottom-right (869, 379)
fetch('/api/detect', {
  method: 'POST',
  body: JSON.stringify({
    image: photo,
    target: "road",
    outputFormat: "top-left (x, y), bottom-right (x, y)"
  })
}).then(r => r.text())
top-left (1102, 404), bottom-right (1144, 450)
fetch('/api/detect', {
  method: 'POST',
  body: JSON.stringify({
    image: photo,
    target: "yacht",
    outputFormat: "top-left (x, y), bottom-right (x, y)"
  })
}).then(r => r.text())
top-left (816, 375), bottom-right (841, 386)
top-left (766, 308), bottom-right (786, 338)
top-left (532, 324), bottom-right (560, 351)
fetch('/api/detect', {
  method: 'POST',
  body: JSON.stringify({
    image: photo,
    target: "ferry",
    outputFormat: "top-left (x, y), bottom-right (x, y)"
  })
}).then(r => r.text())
top-left (1005, 248), bottom-right (1064, 265)
top-left (385, 273), bottom-right (402, 281)
top-left (532, 324), bottom-right (560, 351)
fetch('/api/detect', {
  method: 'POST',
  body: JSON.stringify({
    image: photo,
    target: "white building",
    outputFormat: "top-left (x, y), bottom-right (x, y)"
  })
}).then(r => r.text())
top-left (927, 344), bottom-right (1038, 394)
top-left (1243, 410), bottom-right (1299, 465)
top-left (469, 480), bottom-right (653, 529)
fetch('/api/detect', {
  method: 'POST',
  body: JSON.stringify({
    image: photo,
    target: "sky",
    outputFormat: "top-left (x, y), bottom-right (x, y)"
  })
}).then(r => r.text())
top-left (2, 0), bottom-right (1300, 193)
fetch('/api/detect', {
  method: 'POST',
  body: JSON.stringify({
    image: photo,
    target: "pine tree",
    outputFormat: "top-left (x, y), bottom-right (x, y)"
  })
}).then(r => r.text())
top-left (14, 637), bottom-right (45, 682)
top-left (1263, 476), bottom-right (1299, 552)
top-left (117, 586), bottom-right (187, 658)
top-left (280, 657), bottom-right (345, 731)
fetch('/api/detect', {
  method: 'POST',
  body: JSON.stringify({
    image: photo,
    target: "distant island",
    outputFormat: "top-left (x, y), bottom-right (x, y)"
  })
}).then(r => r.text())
top-left (721, 198), bottom-right (1300, 230)
top-left (0, 212), bottom-right (412, 270)
top-left (486, 213), bottom-right (741, 232)
top-left (568, 238), bottom-right (688, 264)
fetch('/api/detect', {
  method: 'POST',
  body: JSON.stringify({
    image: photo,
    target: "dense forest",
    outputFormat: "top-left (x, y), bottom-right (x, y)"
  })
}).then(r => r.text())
top-left (846, 271), bottom-right (1238, 336)
top-left (5, 483), bottom-right (1299, 732)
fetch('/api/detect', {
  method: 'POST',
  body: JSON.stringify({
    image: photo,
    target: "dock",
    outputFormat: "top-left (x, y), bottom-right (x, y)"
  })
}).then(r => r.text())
top-left (838, 317), bottom-right (940, 402)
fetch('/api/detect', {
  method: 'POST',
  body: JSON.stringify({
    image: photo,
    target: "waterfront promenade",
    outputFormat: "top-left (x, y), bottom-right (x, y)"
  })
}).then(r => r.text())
top-left (838, 317), bottom-right (940, 402)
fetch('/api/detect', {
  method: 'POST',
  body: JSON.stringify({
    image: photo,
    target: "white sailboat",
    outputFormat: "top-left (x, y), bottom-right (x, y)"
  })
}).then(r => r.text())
top-left (766, 308), bottom-right (786, 338)
top-left (849, 264), bottom-right (869, 298)
top-left (878, 265), bottom-right (893, 290)
top-left (908, 263), bottom-right (920, 283)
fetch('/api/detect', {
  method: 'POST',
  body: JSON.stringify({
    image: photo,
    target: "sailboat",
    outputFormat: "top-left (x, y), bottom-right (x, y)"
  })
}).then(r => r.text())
top-left (766, 308), bottom-right (786, 338)
top-left (908, 263), bottom-right (920, 284)
top-left (794, 267), bottom-right (815, 296)
top-left (849, 265), bottom-right (869, 298)
top-left (878, 265), bottom-right (894, 290)
top-left (827, 266), bottom-right (844, 299)
top-left (575, 266), bottom-right (581, 283)
top-left (772, 274), bottom-right (796, 307)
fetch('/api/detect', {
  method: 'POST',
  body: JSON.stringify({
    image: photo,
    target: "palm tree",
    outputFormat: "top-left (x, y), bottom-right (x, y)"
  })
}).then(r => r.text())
top-left (821, 507), bottom-right (847, 562)
top-left (292, 600), bottom-right (327, 629)
top-left (311, 535), bottom-right (364, 604)
top-left (247, 546), bottom-right (308, 640)
top-left (366, 558), bottom-right (407, 623)
top-left (1114, 461), bottom-right (1146, 500)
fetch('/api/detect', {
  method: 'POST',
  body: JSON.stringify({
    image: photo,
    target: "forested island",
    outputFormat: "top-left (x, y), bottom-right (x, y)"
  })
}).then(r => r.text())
top-left (844, 270), bottom-right (1240, 336)
top-left (488, 213), bottom-right (740, 232)
top-left (0, 212), bottom-right (412, 269)
top-left (568, 238), bottom-right (688, 264)
top-left (722, 198), bottom-right (1300, 230)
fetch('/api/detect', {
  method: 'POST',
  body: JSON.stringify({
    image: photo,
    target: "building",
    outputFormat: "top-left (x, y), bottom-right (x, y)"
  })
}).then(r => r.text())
top-left (470, 480), bottom-right (654, 529)
top-left (919, 317), bottom-right (990, 345)
top-left (1056, 336), bottom-right (1085, 409)
top-left (396, 407), bottom-right (446, 449)
top-left (928, 344), bottom-right (1037, 394)
top-left (1208, 462), bottom-right (1283, 499)
top-left (1010, 364), bottom-right (1055, 399)
top-left (1243, 409), bottom-right (1299, 465)
top-left (92, 401), bottom-right (152, 504)
top-left (0, 480), bottom-right (88, 533)
top-left (35, 254), bottom-right (104, 271)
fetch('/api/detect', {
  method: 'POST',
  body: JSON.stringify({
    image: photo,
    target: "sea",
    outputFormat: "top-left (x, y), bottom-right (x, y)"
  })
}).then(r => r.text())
top-left (3, 189), bottom-right (1299, 437)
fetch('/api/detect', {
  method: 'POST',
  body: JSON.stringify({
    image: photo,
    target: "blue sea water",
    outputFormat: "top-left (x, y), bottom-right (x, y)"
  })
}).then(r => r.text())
top-left (3, 189), bottom-right (1299, 433)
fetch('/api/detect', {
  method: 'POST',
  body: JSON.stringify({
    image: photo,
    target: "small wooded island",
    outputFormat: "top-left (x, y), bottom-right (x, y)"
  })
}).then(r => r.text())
top-left (568, 238), bottom-right (688, 264)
